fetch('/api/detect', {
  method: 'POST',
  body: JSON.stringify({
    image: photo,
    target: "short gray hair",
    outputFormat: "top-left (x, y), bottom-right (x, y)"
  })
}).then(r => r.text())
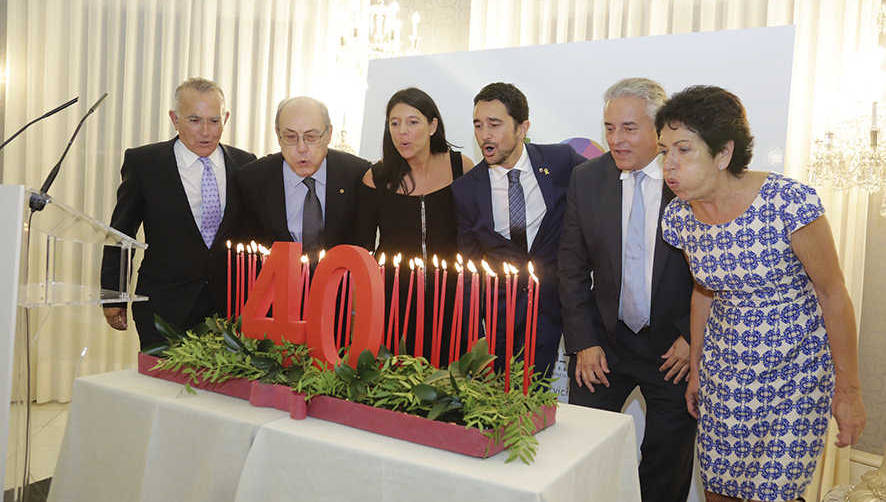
top-left (604, 78), bottom-right (666, 121)
top-left (174, 77), bottom-right (225, 112)
top-left (275, 96), bottom-right (331, 131)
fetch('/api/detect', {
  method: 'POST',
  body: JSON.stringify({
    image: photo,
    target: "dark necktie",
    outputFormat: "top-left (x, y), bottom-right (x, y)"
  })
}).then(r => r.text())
top-left (507, 169), bottom-right (527, 253)
top-left (302, 176), bottom-right (323, 252)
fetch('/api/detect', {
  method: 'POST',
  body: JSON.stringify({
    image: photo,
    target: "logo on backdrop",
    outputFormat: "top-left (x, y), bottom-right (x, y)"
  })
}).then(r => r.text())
top-left (561, 137), bottom-right (605, 160)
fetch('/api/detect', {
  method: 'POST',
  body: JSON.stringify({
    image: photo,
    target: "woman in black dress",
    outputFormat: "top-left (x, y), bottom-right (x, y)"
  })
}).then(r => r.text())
top-left (356, 87), bottom-right (473, 365)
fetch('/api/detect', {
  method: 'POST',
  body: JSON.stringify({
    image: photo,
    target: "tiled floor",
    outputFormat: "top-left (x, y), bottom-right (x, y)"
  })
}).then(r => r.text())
top-left (4, 402), bottom-right (69, 490)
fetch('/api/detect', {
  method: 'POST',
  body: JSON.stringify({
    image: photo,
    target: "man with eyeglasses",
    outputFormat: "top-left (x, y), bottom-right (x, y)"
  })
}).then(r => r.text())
top-left (100, 77), bottom-right (257, 350)
top-left (236, 97), bottom-right (370, 255)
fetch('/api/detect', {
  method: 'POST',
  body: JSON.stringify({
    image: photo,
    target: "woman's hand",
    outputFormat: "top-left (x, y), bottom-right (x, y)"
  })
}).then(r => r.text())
top-left (832, 385), bottom-right (866, 447)
top-left (685, 369), bottom-right (700, 419)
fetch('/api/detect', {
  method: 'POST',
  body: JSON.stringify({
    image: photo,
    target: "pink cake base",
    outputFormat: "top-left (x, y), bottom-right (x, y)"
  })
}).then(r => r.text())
top-left (138, 353), bottom-right (556, 458)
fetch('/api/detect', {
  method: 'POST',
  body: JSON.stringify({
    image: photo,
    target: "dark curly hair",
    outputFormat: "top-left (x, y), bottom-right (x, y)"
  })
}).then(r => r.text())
top-left (376, 87), bottom-right (451, 194)
top-left (473, 82), bottom-right (529, 124)
top-left (655, 85), bottom-right (754, 175)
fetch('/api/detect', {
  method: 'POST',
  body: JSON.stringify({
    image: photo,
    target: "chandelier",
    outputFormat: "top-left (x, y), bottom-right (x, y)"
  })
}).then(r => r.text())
top-left (368, 1), bottom-right (421, 58)
top-left (807, 102), bottom-right (886, 215)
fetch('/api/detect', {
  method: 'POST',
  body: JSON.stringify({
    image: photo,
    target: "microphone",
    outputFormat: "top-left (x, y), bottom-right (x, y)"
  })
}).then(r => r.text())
top-left (29, 93), bottom-right (109, 211)
top-left (0, 97), bottom-right (79, 151)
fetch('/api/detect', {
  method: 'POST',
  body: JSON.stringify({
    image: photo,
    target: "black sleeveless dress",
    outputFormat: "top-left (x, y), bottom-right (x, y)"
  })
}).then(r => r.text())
top-left (356, 151), bottom-right (465, 366)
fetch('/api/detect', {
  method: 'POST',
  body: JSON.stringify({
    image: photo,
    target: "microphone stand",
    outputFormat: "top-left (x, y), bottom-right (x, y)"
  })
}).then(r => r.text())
top-left (0, 97), bottom-right (79, 151)
top-left (17, 93), bottom-right (106, 502)
top-left (29, 93), bottom-right (108, 211)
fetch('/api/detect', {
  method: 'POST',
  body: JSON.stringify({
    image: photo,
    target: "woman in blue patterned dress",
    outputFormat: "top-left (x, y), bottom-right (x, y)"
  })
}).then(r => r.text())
top-left (656, 86), bottom-right (865, 502)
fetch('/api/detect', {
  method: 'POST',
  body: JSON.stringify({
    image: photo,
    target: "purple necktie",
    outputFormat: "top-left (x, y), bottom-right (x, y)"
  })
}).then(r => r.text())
top-left (199, 157), bottom-right (222, 247)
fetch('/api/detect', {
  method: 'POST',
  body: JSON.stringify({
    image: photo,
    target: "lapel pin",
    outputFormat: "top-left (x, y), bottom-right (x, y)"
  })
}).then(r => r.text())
top-left (339, 188), bottom-right (345, 194)
top-left (538, 167), bottom-right (550, 175)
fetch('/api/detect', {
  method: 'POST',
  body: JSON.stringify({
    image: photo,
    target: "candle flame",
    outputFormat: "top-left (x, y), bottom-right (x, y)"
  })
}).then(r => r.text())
top-left (456, 253), bottom-right (463, 265)
top-left (509, 263), bottom-right (519, 275)
top-left (250, 240), bottom-right (258, 253)
top-left (318, 249), bottom-right (326, 261)
top-left (441, 259), bottom-right (447, 270)
top-left (481, 260), bottom-right (496, 276)
top-left (432, 254), bottom-right (439, 267)
top-left (300, 255), bottom-right (309, 264)
top-left (414, 257), bottom-right (424, 269)
top-left (502, 262), bottom-right (510, 275)
top-left (527, 261), bottom-right (535, 276)
top-left (393, 253), bottom-right (402, 267)
top-left (236, 243), bottom-right (245, 252)
top-left (378, 252), bottom-right (386, 266)
top-left (467, 260), bottom-right (477, 273)
top-left (409, 258), bottom-right (415, 270)
top-left (226, 240), bottom-right (231, 249)
top-left (454, 262), bottom-right (463, 273)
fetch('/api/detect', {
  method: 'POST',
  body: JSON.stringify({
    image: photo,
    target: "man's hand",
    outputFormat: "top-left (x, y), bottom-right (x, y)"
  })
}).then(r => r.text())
top-left (659, 336), bottom-right (690, 384)
top-left (574, 346), bottom-right (610, 393)
top-left (832, 385), bottom-right (866, 447)
top-left (103, 307), bottom-right (128, 331)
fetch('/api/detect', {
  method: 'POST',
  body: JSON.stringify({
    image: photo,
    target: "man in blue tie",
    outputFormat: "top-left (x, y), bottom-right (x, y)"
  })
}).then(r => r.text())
top-left (558, 78), bottom-right (696, 502)
top-left (452, 82), bottom-right (585, 377)
top-left (101, 78), bottom-right (256, 350)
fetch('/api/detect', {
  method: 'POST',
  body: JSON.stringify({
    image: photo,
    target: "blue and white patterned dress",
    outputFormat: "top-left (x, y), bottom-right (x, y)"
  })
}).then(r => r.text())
top-left (661, 173), bottom-right (834, 502)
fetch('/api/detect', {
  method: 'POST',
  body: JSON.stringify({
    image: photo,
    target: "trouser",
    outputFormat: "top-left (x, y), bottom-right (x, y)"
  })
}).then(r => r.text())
top-left (569, 321), bottom-right (697, 502)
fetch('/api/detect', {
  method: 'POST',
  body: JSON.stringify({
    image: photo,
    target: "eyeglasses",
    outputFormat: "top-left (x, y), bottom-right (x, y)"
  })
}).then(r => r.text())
top-left (279, 127), bottom-right (329, 147)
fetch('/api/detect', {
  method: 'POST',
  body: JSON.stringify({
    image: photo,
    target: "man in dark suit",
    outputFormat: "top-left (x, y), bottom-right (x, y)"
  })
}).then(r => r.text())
top-left (558, 78), bottom-right (696, 502)
top-left (235, 97), bottom-right (369, 253)
top-left (452, 82), bottom-right (585, 378)
top-left (101, 77), bottom-right (257, 349)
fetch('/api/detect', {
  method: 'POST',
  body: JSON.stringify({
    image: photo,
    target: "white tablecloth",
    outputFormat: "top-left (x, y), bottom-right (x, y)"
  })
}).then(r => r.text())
top-left (235, 403), bottom-right (640, 502)
top-left (48, 370), bottom-right (641, 502)
top-left (48, 370), bottom-right (288, 502)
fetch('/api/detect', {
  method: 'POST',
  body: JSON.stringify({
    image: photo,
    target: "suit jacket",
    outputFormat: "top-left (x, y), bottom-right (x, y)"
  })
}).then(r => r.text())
top-left (100, 137), bottom-right (257, 328)
top-left (452, 143), bottom-right (585, 371)
top-left (234, 149), bottom-right (370, 247)
top-left (558, 152), bottom-right (692, 363)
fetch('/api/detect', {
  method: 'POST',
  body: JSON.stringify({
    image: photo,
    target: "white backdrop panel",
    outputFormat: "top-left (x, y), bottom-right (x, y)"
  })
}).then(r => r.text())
top-left (360, 26), bottom-right (795, 172)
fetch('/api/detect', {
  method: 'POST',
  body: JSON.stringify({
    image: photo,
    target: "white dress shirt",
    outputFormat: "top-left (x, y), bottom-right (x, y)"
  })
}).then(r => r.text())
top-left (283, 158), bottom-right (328, 242)
top-left (489, 145), bottom-right (545, 250)
top-left (618, 157), bottom-right (663, 321)
top-left (173, 140), bottom-right (227, 231)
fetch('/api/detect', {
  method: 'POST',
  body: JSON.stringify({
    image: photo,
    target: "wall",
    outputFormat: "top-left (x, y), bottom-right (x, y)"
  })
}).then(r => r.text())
top-left (858, 193), bottom-right (886, 456)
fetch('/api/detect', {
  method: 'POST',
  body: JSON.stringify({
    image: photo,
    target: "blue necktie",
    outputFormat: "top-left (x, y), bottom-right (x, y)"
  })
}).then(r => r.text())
top-left (199, 157), bottom-right (222, 248)
top-left (621, 170), bottom-right (648, 333)
top-left (507, 169), bottom-right (527, 253)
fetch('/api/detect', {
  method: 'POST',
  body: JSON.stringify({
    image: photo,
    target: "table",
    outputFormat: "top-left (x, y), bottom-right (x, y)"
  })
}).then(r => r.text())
top-left (49, 370), bottom-right (641, 502)
top-left (48, 370), bottom-right (288, 502)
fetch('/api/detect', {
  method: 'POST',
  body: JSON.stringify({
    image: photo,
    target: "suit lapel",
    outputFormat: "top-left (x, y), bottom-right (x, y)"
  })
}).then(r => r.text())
top-left (650, 184), bottom-right (676, 300)
top-left (323, 151), bottom-right (345, 245)
top-left (269, 158), bottom-right (290, 241)
top-left (215, 144), bottom-right (237, 248)
top-left (476, 160), bottom-right (496, 232)
top-left (163, 137), bottom-right (206, 248)
top-left (527, 144), bottom-right (555, 255)
top-left (601, 157), bottom-right (623, 284)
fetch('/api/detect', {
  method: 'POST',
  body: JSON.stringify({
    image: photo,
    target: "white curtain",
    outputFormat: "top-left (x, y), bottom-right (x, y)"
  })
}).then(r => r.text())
top-left (1, 0), bottom-right (367, 403)
top-left (468, 0), bottom-right (880, 499)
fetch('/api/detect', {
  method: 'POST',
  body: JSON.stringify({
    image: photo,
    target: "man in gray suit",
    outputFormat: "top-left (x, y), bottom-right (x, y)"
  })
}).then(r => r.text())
top-left (559, 78), bottom-right (696, 502)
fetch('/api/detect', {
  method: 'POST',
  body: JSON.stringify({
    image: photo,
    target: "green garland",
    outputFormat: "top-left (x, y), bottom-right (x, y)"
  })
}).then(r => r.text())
top-left (150, 315), bottom-right (558, 464)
